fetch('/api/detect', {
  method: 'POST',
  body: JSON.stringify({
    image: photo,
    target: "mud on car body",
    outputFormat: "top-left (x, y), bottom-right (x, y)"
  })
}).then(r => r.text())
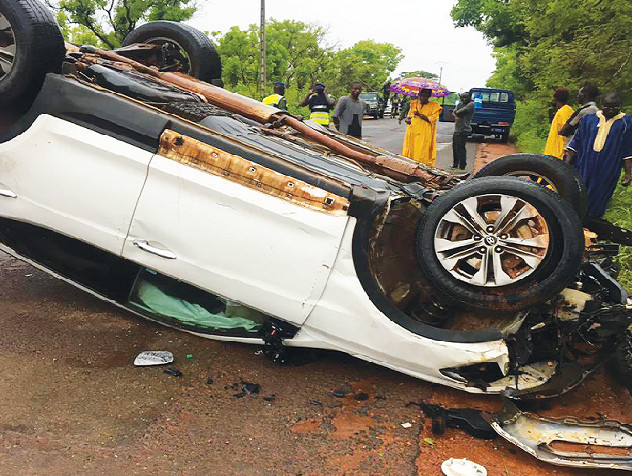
top-left (2, 0), bottom-right (632, 415)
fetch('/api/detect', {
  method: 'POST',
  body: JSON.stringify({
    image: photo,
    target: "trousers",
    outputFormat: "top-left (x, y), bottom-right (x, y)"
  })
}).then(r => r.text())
top-left (452, 132), bottom-right (468, 169)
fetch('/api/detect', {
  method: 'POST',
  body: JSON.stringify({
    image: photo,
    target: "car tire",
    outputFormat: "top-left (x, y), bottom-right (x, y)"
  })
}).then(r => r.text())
top-left (474, 153), bottom-right (587, 219)
top-left (122, 21), bottom-right (221, 83)
top-left (616, 330), bottom-right (632, 392)
top-left (415, 177), bottom-right (584, 311)
top-left (0, 0), bottom-right (65, 108)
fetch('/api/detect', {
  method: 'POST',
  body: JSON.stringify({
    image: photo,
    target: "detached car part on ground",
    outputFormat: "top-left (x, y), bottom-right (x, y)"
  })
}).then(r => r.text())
top-left (2, 3), bottom-right (632, 469)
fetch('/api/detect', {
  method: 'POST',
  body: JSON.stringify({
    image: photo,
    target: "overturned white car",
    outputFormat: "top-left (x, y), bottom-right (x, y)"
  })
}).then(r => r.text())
top-left (2, 0), bottom-right (632, 420)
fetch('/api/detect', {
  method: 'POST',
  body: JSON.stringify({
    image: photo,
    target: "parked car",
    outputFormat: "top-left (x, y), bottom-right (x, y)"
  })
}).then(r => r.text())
top-left (2, 0), bottom-right (632, 424)
top-left (359, 92), bottom-right (385, 119)
top-left (469, 88), bottom-right (516, 142)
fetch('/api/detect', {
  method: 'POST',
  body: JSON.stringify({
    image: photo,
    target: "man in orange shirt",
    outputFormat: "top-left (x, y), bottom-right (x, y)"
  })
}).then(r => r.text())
top-left (544, 88), bottom-right (574, 158)
top-left (401, 88), bottom-right (442, 166)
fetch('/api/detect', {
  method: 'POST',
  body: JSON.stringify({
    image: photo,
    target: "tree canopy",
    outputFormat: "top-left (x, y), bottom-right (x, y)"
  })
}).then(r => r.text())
top-left (215, 20), bottom-right (403, 113)
top-left (53, 0), bottom-right (196, 48)
top-left (452, 0), bottom-right (632, 105)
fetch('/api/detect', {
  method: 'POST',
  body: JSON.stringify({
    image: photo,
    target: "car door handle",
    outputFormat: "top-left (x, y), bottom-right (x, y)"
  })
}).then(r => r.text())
top-left (0, 183), bottom-right (16, 198)
top-left (133, 240), bottom-right (177, 260)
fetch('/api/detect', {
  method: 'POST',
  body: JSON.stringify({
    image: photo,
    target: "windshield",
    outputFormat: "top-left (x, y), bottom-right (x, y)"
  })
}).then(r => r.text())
top-left (359, 93), bottom-right (379, 101)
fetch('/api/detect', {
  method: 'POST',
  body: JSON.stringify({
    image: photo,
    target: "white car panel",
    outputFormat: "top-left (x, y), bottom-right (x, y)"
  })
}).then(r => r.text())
top-left (122, 154), bottom-right (349, 325)
top-left (0, 115), bottom-right (151, 255)
top-left (293, 218), bottom-right (511, 390)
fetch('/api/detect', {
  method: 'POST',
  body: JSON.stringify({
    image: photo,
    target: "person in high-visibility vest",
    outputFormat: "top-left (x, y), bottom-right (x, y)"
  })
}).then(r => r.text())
top-left (262, 82), bottom-right (288, 111)
top-left (299, 82), bottom-right (335, 126)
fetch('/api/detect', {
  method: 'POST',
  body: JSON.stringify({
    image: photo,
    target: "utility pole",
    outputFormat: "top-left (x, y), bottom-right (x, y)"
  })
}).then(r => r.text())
top-left (259, 0), bottom-right (266, 98)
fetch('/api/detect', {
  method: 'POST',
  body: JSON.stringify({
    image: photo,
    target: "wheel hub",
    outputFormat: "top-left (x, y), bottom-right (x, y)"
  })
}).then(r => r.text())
top-left (433, 194), bottom-right (550, 287)
top-left (0, 14), bottom-right (16, 79)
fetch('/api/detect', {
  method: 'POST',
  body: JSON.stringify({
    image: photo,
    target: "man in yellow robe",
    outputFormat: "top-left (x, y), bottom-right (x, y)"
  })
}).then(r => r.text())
top-left (544, 88), bottom-right (574, 159)
top-left (402, 88), bottom-right (442, 166)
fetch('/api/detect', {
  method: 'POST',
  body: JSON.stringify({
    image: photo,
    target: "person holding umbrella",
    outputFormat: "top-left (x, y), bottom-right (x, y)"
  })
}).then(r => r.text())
top-left (402, 88), bottom-right (442, 166)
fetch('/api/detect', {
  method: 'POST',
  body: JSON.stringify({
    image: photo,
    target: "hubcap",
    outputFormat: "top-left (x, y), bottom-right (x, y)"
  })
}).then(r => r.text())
top-left (434, 194), bottom-right (550, 287)
top-left (0, 14), bottom-right (15, 79)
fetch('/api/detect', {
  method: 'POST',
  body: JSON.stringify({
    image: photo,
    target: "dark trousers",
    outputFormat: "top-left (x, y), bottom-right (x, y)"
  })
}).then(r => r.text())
top-left (452, 132), bottom-right (468, 169)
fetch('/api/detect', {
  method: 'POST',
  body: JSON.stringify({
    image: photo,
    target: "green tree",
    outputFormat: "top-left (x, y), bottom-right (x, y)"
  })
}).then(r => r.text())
top-left (217, 19), bottom-right (335, 108)
top-left (53, 0), bottom-right (196, 48)
top-left (327, 40), bottom-right (403, 96)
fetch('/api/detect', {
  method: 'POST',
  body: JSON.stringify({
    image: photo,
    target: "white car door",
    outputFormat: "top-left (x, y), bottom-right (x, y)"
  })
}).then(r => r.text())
top-left (0, 115), bottom-right (152, 255)
top-left (122, 134), bottom-right (350, 325)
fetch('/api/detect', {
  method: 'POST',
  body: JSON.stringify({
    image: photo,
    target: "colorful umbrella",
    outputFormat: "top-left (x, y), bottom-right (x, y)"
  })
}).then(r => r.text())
top-left (390, 77), bottom-right (451, 98)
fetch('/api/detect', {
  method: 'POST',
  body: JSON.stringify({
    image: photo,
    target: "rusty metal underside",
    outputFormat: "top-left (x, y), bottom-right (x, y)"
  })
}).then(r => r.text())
top-left (65, 43), bottom-right (458, 191)
top-left (158, 130), bottom-right (350, 215)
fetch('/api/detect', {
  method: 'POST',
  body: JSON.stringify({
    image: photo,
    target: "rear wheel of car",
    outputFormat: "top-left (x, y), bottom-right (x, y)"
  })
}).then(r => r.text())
top-left (0, 0), bottom-right (65, 108)
top-left (415, 177), bottom-right (584, 311)
top-left (122, 21), bottom-right (222, 84)
top-left (474, 153), bottom-right (587, 219)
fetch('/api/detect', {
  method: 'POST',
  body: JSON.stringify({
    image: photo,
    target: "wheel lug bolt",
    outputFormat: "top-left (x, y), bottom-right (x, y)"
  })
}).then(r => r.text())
top-left (500, 234), bottom-right (508, 239)
top-left (495, 247), bottom-right (502, 253)
top-left (486, 226), bottom-right (494, 232)
top-left (474, 235), bottom-right (482, 240)
top-left (479, 247), bottom-right (486, 253)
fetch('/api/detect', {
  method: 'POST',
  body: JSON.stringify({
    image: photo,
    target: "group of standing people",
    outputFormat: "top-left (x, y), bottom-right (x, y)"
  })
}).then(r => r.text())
top-left (263, 81), bottom-right (369, 139)
top-left (545, 85), bottom-right (632, 218)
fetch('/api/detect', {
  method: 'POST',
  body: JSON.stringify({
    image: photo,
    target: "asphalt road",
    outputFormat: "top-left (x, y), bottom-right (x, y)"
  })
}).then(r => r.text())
top-left (361, 116), bottom-right (477, 173)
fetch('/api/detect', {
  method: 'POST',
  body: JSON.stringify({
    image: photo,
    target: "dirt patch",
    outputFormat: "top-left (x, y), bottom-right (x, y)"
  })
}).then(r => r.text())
top-left (473, 141), bottom-right (519, 173)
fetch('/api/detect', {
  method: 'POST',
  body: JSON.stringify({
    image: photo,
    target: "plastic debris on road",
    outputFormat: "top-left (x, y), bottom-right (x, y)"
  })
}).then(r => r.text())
top-left (134, 350), bottom-right (174, 366)
top-left (441, 458), bottom-right (487, 476)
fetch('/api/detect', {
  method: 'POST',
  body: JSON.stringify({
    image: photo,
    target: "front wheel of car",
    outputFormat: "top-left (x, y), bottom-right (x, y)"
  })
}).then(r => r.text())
top-left (474, 153), bottom-right (588, 219)
top-left (415, 177), bottom-right (584, 311)
top-left (122, 21), bottom-right (222, 84)
top-left (0, 0), bottom-right (65, 108)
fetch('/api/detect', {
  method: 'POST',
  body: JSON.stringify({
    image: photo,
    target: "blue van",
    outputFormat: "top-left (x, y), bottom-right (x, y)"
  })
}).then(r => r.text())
top-left (470, 88), bottom-right (516, 142)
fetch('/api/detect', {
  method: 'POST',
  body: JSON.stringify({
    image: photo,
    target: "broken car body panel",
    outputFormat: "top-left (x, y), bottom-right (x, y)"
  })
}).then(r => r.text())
top-left (490, 402), bottom-right (632, 471)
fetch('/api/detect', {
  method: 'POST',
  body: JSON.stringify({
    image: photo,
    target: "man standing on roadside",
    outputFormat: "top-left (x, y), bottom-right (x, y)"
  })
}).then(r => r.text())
top-left (333, 81), bottom-right (366, 139)
top-left (544, 88), bottom-right (574, 158)
top-left (299, 82), bottom-right (335, 126)
top-left (560, 84), bottom-right (600, 139)
top-left (262, 82), bottom-right (288, 111)
top-left (564, 93), bottom-right (632, 218)
top-left (451, 92), bottom-right (474, 170)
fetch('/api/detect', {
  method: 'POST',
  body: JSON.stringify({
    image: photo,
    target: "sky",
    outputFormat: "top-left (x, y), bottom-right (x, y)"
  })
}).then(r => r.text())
top-left (188, 0), bottom-right (497, 93)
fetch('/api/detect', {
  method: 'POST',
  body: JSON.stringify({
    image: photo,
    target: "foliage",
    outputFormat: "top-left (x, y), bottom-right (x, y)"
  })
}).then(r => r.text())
top-left (604, 179), bottom-right (632, 291)
top-left (216, 21), bottom-right (402, 115)
top-left (323, 40), bottom-right (403, 96)
top-left (454, 0), bottom-right (632, 178)
top-left (452, 0), bottom-right (632, 106)
top-left (52, 0), bottom-right (195, 48)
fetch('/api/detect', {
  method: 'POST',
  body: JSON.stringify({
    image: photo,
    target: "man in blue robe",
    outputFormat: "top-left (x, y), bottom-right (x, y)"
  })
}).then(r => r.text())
top-left (565, 93), bottom-right (632, 218)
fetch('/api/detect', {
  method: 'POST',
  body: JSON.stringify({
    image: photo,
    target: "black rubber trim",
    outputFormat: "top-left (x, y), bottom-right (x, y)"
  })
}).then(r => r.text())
top-left (350, 202), bottom-right (504, 343)
top-left (0, 73), bottom-right (168, 151)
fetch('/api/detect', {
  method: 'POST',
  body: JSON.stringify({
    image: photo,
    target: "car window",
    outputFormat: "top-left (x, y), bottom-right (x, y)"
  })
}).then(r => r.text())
top-left (359, 93), bottom-right (379, 101)
top-left (489, 92), bottom-right (500, 102)
top-left (500, 93), bottom-right (509, 102)
top-left (128, 268), bottom-right (267, 336)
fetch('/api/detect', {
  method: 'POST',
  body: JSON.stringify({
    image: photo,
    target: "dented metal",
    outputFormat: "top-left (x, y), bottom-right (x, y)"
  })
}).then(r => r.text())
top-left (490, 401), bottom-right (632, 471)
